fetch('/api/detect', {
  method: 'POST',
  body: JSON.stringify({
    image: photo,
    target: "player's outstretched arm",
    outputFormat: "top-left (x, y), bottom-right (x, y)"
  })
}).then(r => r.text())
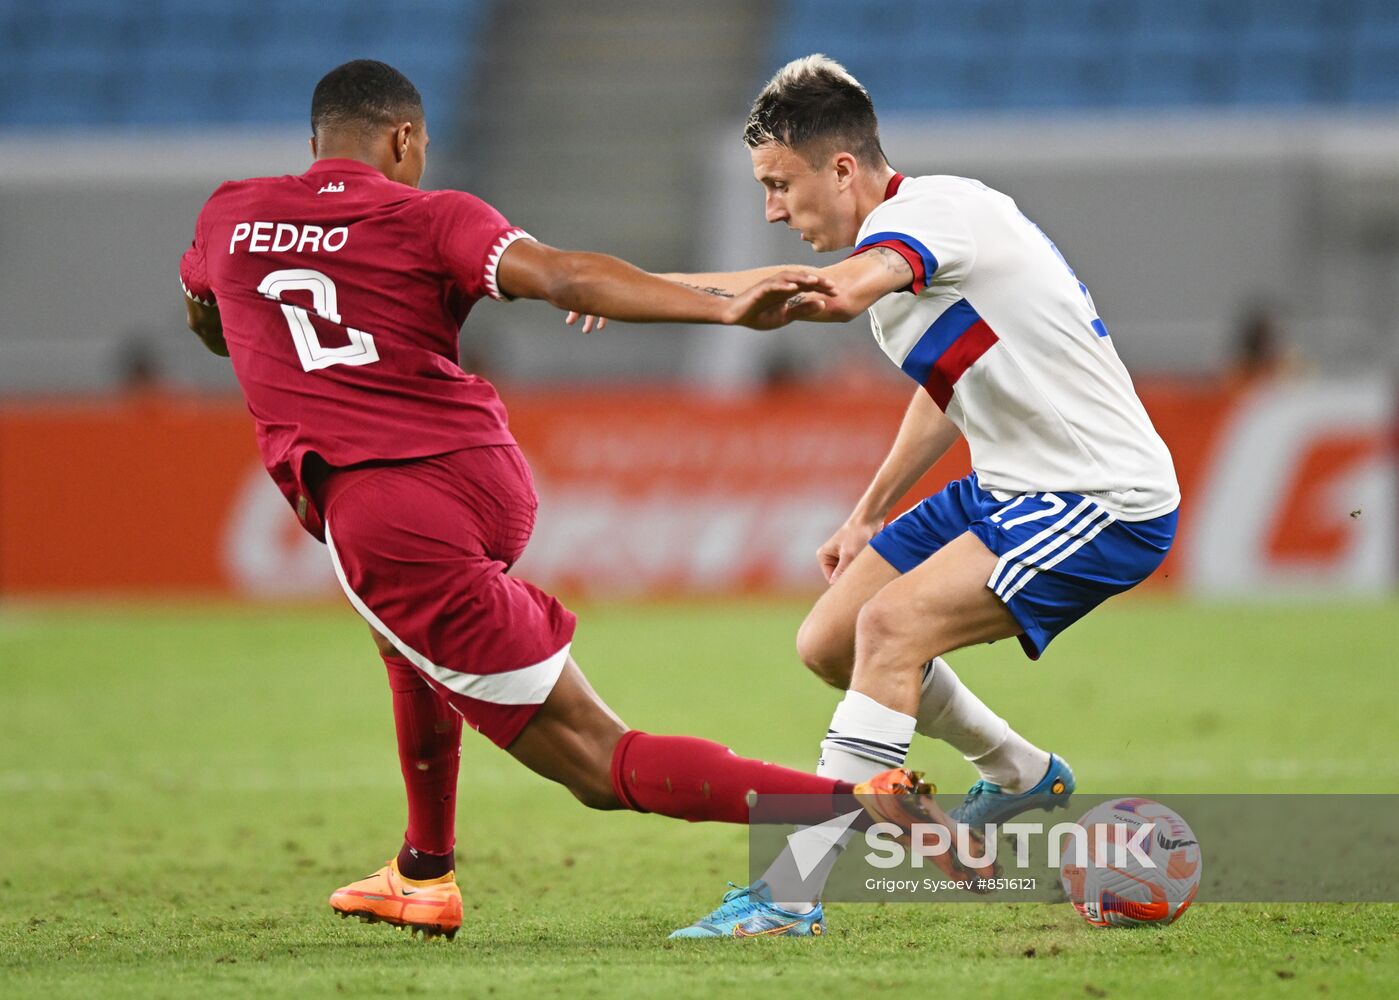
top-left (496, 240), bottom-right (834, 329)
top-left (660, 248), bottom-right (914, 323)
top-left (653, 266), bottom-right (798, 295)
top-left (794, 247), bottom-right (915, 323)
top-left (183, 296), bottom-right (228, 357)
top-left (819, 387), bottom-right (961, 582)
top-left (565, 246), bottom-right (913, 332)
top-left (565, 268), bottom-right (796, 332)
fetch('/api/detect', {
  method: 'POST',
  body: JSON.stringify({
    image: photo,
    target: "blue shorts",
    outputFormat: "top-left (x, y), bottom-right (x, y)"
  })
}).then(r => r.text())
top-left (869, 473), bottom-right (1177, 660)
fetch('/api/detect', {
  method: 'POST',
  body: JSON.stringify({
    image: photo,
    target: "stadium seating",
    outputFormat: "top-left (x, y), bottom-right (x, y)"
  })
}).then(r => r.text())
top-left (7, 0), bottom-right (1397, 129)
top-left (771, 0), bottom-right (1399, 111)
top-left (0, 0), bottom-right (489, 131)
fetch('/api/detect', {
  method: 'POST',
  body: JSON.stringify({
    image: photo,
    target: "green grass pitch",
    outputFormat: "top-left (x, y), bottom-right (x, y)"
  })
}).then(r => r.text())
top-left (2, 598), bottom-right (1396, 998)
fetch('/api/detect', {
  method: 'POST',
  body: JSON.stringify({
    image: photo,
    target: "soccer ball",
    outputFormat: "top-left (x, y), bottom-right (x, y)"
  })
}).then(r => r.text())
top-left (1059, 797), bottom-right (1201, 927)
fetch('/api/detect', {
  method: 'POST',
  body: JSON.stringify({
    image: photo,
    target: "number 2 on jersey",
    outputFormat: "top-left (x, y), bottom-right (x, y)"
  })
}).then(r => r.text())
top-left (258, 268), bottom-right (379, 372)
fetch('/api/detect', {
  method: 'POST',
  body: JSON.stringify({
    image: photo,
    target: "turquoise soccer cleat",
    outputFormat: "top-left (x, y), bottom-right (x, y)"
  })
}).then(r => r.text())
top-left (950, 754), bottom-right (1076, 829)
top-left (669, 882), bottom-right (825, 939)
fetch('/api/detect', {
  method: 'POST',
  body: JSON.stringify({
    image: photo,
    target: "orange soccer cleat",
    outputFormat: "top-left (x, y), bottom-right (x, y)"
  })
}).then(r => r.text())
top-left (854, 767), bottom-right (999, 891)
top-left (329, 858), bottom-right (463, 940)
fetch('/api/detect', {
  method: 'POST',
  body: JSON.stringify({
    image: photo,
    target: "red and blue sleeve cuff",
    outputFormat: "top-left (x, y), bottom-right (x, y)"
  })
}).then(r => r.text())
top-left (851, 231), bottom-right (938, 294)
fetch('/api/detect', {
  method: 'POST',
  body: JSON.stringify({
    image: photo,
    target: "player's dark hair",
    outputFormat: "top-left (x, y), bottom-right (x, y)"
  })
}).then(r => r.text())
top-left (311, 60), bottom-right (423, 137)
top-left (744, 55), bottom-right (886, 167)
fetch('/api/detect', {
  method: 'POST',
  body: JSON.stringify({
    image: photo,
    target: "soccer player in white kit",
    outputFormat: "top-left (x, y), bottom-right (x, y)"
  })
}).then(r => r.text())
top-left (575, 54), bottom-right (1180, 938)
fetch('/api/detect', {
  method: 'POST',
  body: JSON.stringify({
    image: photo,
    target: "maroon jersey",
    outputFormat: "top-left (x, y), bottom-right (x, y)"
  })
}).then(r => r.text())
top-left (179, 158), bottom-right (531, 539)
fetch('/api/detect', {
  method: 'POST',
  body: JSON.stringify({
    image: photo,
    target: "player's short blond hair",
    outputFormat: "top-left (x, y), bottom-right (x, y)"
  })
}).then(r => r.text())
top-left (744, 55), bottom-right (886, 167)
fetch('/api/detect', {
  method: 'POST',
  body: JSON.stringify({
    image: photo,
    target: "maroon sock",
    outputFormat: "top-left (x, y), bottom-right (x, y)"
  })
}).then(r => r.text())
top-left (609, 730), bottom-right (858, 825)
top-left (384, 654), bottom-right (461, 876)
top-left (396, 842), bottom-right (455, 882)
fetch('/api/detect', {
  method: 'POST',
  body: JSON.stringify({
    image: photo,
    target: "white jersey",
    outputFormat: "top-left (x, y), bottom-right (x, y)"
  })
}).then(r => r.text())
top-left (854, 174), bottom-right (1179, 520)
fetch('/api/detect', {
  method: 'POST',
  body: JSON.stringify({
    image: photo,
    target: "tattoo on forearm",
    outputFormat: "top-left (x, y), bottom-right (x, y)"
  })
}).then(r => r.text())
top-left (678, 281), bottom-right (735, 298)
top-left (869, 246), bottom-right (914, 279)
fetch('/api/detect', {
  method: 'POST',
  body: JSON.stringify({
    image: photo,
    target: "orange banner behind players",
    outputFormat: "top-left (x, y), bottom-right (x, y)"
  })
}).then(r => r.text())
top-left (6, 379), bottom-right (1380, 600)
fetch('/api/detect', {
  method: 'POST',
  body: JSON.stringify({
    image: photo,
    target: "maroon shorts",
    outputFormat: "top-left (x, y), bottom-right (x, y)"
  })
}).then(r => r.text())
top-left (319, 446), bottom-right (576, 747)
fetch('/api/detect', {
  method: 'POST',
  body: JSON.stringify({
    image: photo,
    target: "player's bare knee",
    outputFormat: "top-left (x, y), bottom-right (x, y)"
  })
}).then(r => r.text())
top-left (794, 619), bottom-right (852, 689)
top-left (854, 598), bottom-right (899, 644)
top-left (854, 598), bottom-right (926, 666)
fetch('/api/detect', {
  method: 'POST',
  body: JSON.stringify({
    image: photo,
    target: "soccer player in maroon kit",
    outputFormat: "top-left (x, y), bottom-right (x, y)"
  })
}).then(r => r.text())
top-left (179, 60), bottom-right (938, 939)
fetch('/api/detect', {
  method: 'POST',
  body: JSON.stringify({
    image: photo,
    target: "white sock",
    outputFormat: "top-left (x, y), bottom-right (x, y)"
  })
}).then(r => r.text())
top-left (820, 689), bottom-right (917, 778)
top-left (776, 691), bottom-right (916, 914)
top-left (915, 657), bottom-right (1049, 793)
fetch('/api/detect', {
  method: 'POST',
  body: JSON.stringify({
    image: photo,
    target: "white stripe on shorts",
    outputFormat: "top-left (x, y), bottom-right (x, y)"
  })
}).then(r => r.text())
top-left (993, 504), bottom-right (1110, 599)
top-left (324, 521), bottom-right (569, 706)
top-left (987, 497), bottom-right (1093, 592)
top-left (999, 507), bottom-right (1117, 603)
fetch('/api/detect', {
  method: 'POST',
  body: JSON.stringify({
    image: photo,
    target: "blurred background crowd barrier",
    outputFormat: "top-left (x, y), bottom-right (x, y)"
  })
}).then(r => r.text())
top-left (0, 0), bottom-right (1395, 601)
